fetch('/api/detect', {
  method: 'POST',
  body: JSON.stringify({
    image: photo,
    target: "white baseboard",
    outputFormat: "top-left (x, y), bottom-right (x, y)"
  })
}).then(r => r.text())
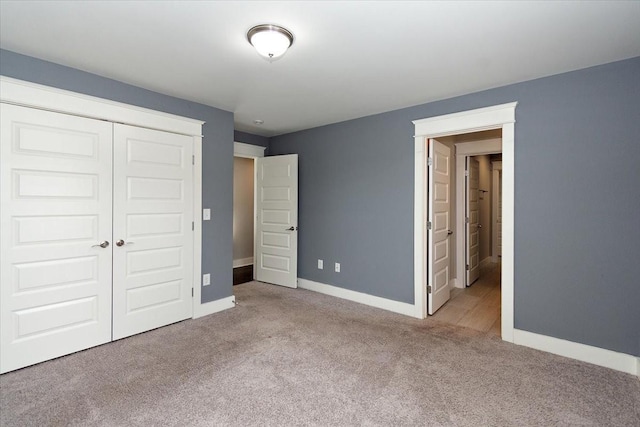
top-left (233, 257), bottom-right (253, 268)
top-left (513, 329), bottom-right (639, 376)
top-left (193, 295), bottom-right (235, 319)
top-left (298, 278), bottom-right (417, 318)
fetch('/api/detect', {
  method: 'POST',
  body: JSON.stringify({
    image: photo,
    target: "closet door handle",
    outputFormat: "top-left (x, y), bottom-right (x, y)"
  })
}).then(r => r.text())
top-left (92, 241), bottom-right (110, 248)
top-left (116, 240), bottom-right (135, 247)
top-left (286, 226), bottom-right (295, 231)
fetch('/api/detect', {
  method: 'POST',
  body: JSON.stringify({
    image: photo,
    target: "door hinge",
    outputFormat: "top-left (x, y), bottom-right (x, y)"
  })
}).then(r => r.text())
top-left (426, 221), bottom-right (432, 230)
top-left (427, 285), bottom-right (432, 293)
top-left (465, 217), bottom-right (469, 224)
top-left (192, 155), bottom-right (195, 165)
top-left (192, 221), bottom-right (194, 231)
top-left (466, 264), bottom-right (470, 271)
top-left (465, 170), bottom-right (469, 177)
top-left (427, 157), bottom-right (433, 166)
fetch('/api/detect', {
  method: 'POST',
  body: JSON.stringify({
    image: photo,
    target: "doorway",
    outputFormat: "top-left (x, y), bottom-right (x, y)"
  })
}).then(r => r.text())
top-left (233, 142), bottom-right (265, 285)
top-left (413, 102), bottom-right (516, 342)
top-left (430, 131), bottom-right (503, 334)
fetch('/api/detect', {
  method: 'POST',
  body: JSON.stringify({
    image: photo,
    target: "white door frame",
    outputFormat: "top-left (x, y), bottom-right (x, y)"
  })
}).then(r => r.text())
top-left (233, 142), bottom-right (266, 281)
top-left (455, 138), bottom-right (502, 287)
top-left (492, 161), bottom-right (502, 262)
top-left (413, 102), bottom-right (517, 342)
top-left (0, 76), bottom-right (212, 319)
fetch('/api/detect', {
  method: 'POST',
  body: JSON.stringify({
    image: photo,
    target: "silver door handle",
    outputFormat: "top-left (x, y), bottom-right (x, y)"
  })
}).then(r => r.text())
top-left (478, 224), bottom-right (482, 228)
top-left (286, 226), bottom-right (295, 231)
top-left (116, 240), bottom-right (135, 247)
top-left (92, 241), bottom-right (109, 248)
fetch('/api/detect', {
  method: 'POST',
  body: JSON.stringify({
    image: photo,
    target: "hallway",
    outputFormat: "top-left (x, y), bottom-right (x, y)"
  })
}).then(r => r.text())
top-left (431, 262), bottom-right (501, 336)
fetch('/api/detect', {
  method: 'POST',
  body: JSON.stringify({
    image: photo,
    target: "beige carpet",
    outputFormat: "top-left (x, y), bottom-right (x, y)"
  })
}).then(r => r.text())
top-left (1, 281), bottom-right (638, 426)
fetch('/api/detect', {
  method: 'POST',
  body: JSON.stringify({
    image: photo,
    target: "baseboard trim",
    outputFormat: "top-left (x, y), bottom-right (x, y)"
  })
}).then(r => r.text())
top-left (193, 295), bottom-right (235, 319)
top-left (298, 278), bottom-right (417, 318)
top-left (513, 329), bottom-right (639, 376)
top-left (233, 257), bottom-right (254, 268)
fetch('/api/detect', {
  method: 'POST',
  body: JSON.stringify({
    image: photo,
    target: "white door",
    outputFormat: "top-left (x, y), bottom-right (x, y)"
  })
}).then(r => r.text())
top-left (498, 171), bottom-right (502, 257)
top-left (112, 124), bottom-right (193, 340)
top-left (255, 155), bottom-right (298, 288)
top-left (466, 157), bottom-right (480, 286)
top-left (428, 139), bottom-right (452, 315)
top-left (0, 104), bottom-right (113, 373)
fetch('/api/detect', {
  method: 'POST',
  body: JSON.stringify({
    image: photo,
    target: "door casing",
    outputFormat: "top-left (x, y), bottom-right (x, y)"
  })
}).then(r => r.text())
top-left (413, 102), bottom-right (516, 343)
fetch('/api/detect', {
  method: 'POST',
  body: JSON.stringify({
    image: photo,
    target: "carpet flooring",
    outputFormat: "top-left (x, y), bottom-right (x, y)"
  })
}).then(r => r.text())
top-left (1, 282), bottom-right (638, 426)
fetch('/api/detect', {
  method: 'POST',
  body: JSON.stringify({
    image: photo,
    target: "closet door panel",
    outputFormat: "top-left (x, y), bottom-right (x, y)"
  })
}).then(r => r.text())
top-left (0, 104), bottom-right (113, 374)
top-left (112, 124), bottom-right (193, 340)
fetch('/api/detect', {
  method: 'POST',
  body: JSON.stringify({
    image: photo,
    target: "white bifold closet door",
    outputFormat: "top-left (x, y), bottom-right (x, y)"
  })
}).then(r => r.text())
top-left (0, 104), bottom-right (113, 373)
top-left (1, 105), bottom-right (194, 373)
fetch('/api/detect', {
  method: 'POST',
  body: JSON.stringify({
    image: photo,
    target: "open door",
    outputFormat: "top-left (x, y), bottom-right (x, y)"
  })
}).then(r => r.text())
top-left (255, 155), bottom-right (298, 288)
top-left (427, 139), bottom-right (452, 314)
top-left (466, 157), bottom-right (480, 286)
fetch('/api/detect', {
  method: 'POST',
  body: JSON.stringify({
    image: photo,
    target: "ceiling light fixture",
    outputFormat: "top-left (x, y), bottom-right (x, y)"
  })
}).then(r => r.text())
top-left (253, 119), bottom-right (264, 125)
top-left (247, 24), bottom-right (294, 61)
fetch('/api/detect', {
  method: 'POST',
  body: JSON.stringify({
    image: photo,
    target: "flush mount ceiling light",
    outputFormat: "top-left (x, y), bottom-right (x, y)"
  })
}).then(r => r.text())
top-left (247, 24), bottom-right (294, 61)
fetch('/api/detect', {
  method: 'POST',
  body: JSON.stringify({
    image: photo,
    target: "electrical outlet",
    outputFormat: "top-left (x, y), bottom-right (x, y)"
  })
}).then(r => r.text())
top-left (335, 262), bottom-right (340, 273)
top-left (203, 273), bottom-right (211, 286)
top-left (203, 209), bottom-right (211, 221)
top-left (318, 259), bottom-right (323, 269)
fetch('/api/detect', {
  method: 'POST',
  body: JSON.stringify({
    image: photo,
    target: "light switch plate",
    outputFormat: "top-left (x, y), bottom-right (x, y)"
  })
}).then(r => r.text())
top-left (318, 259), bottom-right (323, 269)
top-left (203, 209), bottom-right (211, 221)
top-left (335, 262), bottom-right (340, 273)
top-left (203, 273), bottom-right (211, 286)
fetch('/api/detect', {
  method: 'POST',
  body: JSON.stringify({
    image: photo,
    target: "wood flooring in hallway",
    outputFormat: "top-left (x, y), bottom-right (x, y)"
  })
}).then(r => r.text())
top-left (431, 261), bottom-right (501, 336)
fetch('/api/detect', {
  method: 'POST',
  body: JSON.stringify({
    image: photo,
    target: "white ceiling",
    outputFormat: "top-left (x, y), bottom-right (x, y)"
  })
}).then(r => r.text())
top-left (1, 1), bottom-right (639, 137)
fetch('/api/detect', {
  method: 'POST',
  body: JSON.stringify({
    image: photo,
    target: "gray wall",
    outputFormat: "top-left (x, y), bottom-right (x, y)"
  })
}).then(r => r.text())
top-left (269, 57), bottom-right (640, 356)
top-left (0, 49), bottom-right (235, 303)
top-left (235, 130), bottom-right (269, 153)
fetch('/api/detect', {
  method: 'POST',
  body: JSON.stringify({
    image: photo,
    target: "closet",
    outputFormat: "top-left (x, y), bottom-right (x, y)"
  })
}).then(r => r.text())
top-left (0, 79), bottom-right (202, 373)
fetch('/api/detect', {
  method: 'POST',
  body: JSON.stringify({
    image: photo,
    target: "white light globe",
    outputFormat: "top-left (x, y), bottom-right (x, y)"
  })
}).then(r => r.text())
top-left (248, 25), bottom-right (294, 61)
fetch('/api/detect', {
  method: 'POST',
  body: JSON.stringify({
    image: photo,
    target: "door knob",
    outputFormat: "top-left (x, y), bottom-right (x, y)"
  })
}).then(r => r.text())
top-left (478, 224), bottom-right (482, 228)
top-left (92, 241), bottom-right (109, 248)
top-left (286, 226), bottom-right (295, 231)
top-left (447, 230), bottom-right (453, 235)
top-left (116, 240), bottom-right (134, 247)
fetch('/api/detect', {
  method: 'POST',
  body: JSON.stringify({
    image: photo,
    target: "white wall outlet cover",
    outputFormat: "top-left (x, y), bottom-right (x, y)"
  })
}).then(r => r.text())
top-left (203, 273), bottom-right (211, 286)
top-left (203, 208), bottom-right (211, 220)
top-left (318, 259), bottom-right (323, 269)
top-left (335, 262), bottom-right (340, 273)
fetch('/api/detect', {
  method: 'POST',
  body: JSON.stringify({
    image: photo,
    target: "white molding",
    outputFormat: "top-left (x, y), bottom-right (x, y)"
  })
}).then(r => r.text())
top-left (413, 102), bottom-right (517, 138)
top-left (513, 329), bottom-right (640, 376)
top-left (414, 102), bottom-right (517, 344)
top-left (193, 296), bottom-right (236, 319)
top-left (298, 279), bottom-right (417, 318)
top-left (234, 141), bottom-right (266, 158)
top-left (0, 76), bottom-right (204, 136)
top-left (233, 257), bottom-right (254, 268)
top-left (456, 138), bottom-right (502, 155)
top-left (193, 135), bottom-right (203, 315)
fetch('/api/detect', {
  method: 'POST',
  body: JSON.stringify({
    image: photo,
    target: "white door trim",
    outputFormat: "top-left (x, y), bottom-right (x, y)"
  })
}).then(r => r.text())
top-left (492, 161), bottom-right (503, 262)
top-left (413, 102), bottom-right (517, 343)
top-left (233, 142), bottom-right (265, 281)
top-left (0, 76), bottom-right (208, 321)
